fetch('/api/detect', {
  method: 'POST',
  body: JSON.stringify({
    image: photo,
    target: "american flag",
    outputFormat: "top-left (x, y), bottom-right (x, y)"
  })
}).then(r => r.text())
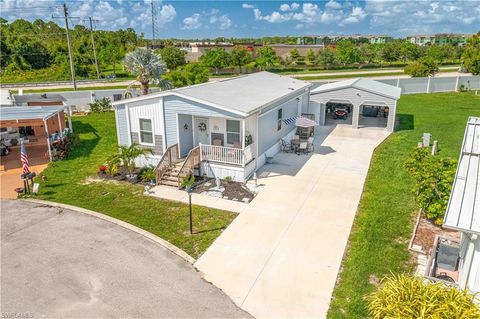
top-left (20, 142), bottom-right (30, 174)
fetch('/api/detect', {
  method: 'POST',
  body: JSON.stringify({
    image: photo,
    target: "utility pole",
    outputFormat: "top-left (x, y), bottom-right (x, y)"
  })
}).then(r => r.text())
top-left (89, 17), bottom-right (100, 79)
top-left (150, 0), bottom-right (157, 48)
top-left (53, 4), bottom-right (77, 90)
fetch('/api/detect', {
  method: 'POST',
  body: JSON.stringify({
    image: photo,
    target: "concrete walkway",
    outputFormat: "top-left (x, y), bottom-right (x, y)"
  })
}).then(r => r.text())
top-left (195, 124), bottom-right (390, 318)
top-left (1, 200), bottom-right (251, 318)
top-left (149, 185), bottom-right (249, 213)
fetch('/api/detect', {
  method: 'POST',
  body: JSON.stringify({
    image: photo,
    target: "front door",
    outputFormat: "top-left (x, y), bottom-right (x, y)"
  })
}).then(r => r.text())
top-left (194, 117), bottom-right (209, 146)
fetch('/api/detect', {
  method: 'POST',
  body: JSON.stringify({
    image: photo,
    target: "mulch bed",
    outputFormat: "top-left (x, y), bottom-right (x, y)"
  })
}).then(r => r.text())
top-left (412, 215), bottom-right (460, 254)
top-left (96, 168), bottom-right (152, 186)
top-left (193, 177), bottom-right (255, 203)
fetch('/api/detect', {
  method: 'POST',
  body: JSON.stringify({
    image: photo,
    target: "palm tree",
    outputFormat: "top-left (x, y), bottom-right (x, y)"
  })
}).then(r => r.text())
top-left (124, 48), bottom-right (171, 95)
top-left (108, 144), bottom-right (153, 176)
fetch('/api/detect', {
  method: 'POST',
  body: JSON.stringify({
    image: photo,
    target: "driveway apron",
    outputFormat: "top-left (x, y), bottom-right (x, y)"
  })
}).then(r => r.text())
top-left (195, 124), bottom-right (390, 318)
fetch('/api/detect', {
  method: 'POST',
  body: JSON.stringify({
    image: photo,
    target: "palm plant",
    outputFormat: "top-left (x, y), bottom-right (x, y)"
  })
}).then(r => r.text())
top-left (108, 144), bottom-right (153, 176)
top-left (124, 48), bottom-right (172, 95)
top-left (368, 274), bottom-right (480, 319)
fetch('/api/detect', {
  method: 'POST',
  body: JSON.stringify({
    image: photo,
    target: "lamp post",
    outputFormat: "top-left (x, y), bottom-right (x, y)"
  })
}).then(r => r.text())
top-left (186, 186), bottom-right (193, 234)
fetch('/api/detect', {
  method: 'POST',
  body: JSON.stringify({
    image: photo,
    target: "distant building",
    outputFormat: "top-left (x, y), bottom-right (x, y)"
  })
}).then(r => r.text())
top-left (269, 44), bottom-right (324, 59)
top-left (407, 33), bottom-right (473, 46)
top-left (297, 34), bottom-right (392, 45)
top-left (186, 43), bottom-right (261, 62)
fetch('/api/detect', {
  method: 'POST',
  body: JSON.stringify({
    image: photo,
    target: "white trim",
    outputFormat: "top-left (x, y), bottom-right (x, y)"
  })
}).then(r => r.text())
top-left (112, 92), bottom-right (249, 117)
top-left (138, 117), bottom-right (155, 146)
top-left (125, 104), bottom-right (132, 146)
top-left (175, 113), bottom-right (181, 156)
top-left (161, 97), bottom-right (167, 152)
top-left (114, 107), bottom-right (121, 145)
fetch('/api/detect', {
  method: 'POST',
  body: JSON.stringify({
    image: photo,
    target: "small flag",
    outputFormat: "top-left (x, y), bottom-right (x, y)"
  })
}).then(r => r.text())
top-left (20, 141), bottom-right (30, 174)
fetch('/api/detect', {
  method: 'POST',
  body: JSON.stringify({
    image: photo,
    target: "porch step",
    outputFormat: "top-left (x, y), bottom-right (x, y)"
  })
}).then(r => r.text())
top-left (159, 180), bottom-right (179, 187)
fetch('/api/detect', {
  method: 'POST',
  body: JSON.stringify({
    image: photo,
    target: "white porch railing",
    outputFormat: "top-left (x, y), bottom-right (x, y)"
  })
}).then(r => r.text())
top-left (200, 142), bottom-right (256, 167)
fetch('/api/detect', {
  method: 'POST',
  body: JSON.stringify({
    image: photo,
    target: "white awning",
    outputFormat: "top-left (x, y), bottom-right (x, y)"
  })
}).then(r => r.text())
top-left (444, 117), bottom-right (480, 234)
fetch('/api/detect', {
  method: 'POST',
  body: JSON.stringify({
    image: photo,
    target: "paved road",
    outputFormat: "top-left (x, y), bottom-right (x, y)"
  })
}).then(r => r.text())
top-left (195, 124), bottom-right (390, 318)
top-left (1, 200), bottom-right (250, 319)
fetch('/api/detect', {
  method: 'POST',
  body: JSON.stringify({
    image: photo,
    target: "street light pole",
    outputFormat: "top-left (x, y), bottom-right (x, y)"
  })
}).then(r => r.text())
top-left (188, 192), bottom-right (193, 234)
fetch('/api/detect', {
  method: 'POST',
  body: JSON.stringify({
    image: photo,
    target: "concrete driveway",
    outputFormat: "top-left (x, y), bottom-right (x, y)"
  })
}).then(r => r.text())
top-left (195, 124), bottom-right (390, 318)
top-left (1, 200), bottom-right (250, 319)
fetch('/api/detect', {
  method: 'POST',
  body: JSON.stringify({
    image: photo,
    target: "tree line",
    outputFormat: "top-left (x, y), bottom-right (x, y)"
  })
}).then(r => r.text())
top-left (0, 18), bottom-right (142, 80)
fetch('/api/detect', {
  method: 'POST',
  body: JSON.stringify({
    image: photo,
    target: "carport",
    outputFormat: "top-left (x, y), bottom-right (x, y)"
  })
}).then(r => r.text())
top-left (0, 106), bottom-right (66, 162)
top-left (309, 78), bottom-right (401, 131)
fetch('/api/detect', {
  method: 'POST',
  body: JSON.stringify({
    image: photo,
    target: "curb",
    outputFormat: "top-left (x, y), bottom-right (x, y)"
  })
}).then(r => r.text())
top-left (23, 199), bottom-right (196, 264)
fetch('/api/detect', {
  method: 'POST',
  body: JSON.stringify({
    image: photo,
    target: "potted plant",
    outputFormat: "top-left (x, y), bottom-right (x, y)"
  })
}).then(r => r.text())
top-left (98, 164), bottom-right (107, 175)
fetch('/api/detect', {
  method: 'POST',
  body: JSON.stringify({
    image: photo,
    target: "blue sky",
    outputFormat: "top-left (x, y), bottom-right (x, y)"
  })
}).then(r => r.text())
top-left (1, 1), bottom-right (479, 38)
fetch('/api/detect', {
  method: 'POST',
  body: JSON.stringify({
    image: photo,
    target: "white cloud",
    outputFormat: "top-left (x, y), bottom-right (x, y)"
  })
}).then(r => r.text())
top-left (159, 4), bottom-right (176, 25)
top-left (325, 0), bottom-right (342, 10)
top-left (242, 3), bottom-right (255, 9)
top-left (182, 13), bottom-right (202, 30)
top-left (218, 15), bottom-right (232, 30)
top-left (365, 0), bottom-right (480, 34)
top-left (280, 3), bottom-right (299, 12)
top-left (341, 6), bottom-right (367, 24)
top-left (263, 11), bottom-right (292, 23)
top-left (253, 8), bottom-right (262, 20)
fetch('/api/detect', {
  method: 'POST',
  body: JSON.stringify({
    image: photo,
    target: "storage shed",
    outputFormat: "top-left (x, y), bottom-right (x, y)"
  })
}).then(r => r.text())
top-left (309, 78), bottom-right (401, 131)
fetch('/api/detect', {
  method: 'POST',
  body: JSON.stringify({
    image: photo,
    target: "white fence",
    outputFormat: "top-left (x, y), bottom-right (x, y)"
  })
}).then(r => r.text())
top-left (311, 75), bottom-right (480, 95)
top-left (200, 142), bottom-right (256, 167)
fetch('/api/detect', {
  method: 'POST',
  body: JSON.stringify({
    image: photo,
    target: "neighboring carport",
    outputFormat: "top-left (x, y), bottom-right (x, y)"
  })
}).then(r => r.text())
top-left (0, 106), bottom-right (67, 198)
top-left (309, 78), bottom-right (401, 131)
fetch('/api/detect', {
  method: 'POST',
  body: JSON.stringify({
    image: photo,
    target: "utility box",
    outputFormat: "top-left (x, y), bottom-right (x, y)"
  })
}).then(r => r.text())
top-left (423, 133), bottom-right (432, 147)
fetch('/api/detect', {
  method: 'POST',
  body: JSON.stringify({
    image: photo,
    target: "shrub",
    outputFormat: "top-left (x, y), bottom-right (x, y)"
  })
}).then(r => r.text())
top-left (368, 274), bottom-right (480, 319)
top-left (405, 147), bottom-right (457, 225)
top-left (139, 165), bottom-right (156, 183)
top-left (181, 174), bottom-right (195, 189)
top-left (106, 144), bottom-right (153, 176)
top-left (404, 57), bottom-right (439, 77)
top-left (88, 97), bottom-right (112, 113)
top-left (223, 176), bottom-right (233, 182)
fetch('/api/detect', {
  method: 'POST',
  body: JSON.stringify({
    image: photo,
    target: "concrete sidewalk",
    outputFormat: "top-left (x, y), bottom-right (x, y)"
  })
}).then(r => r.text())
top-left (149, 185), bottom-right (249, 213)
top-left (195, 124), bottom-right (390, 318)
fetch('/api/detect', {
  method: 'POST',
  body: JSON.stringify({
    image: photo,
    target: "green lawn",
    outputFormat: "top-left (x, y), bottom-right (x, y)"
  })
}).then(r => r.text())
top-left (35, 113), bottom-right (237, 258)
top-left (327, 91), bottom-right (480, 318)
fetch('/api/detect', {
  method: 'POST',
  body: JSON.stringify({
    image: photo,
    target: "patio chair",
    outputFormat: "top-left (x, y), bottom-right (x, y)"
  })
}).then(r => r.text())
top-left (297, 142), bottom-right (308, 155)
top-left (213, 139), bottom-right (222, 146)
top-left (281, 138), bottom-right (292, 153)
top-left (307, 137), bottom-right (314, 152)
top-left (233, 141), bottom-right (242, 148)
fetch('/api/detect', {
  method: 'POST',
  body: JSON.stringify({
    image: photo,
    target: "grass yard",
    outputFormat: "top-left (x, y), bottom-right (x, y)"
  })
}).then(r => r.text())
top-left (35, 113), bottom-right (237, 259)
top-left (327, 91), bottom-right (480, 318)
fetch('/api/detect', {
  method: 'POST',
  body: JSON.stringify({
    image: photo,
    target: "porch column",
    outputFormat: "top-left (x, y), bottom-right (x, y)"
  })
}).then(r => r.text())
top-left (44, 119), bottom-right (52, 161)
top-left (352, 103), bottom-right (360, 129)
top-left (242, 120), bottom-right (246, 167)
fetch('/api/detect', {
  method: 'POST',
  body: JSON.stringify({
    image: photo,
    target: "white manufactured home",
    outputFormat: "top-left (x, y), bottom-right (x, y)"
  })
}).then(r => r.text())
top-left (112, 72), bottom-right (401, 186)
top-left (112, 72), bottom-right (312, 184)
top-left (443, 117), bottom-right (480, 293)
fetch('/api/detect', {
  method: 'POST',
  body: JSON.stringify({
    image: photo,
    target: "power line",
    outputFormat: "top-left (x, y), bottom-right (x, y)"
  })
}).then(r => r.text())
top-left (52, 3), bottom-right (78, 90)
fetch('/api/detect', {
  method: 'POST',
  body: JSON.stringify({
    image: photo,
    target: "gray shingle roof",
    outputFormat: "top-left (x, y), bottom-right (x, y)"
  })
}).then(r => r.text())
top-left (112, 71), bottom-right (312, 115)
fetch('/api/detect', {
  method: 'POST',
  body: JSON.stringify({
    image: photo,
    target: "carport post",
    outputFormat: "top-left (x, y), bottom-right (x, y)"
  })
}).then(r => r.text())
top-left (57, 112), bottom-right (63, 137)
top-left (44, 119), bottom-right (52, 161)
top-left (67, 105), bottom-right (73, 132)
top-left (352, 104), bottom-right (360, 129)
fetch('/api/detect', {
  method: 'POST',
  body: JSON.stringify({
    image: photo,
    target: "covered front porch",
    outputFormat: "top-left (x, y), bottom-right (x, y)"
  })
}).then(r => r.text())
top-left (177, 114), bottom-right (257, 174)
